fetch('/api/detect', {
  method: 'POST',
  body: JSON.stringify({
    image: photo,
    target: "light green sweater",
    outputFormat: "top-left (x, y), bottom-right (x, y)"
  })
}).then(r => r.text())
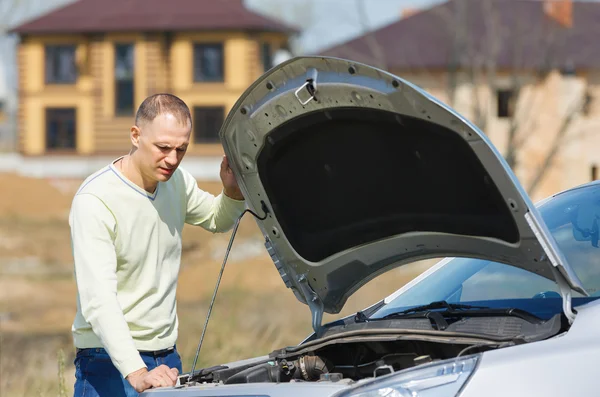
top-left (69, 160), bottom-right (246, 377)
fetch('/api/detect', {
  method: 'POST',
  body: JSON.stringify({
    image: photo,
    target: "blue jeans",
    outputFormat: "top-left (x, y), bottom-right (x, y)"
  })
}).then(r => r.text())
top-left (73, 347), bottom-right (183, 397)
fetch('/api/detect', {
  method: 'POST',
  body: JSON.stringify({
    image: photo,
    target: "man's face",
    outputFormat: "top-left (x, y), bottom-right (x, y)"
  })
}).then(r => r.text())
top-left (131, 112), bottom-right (191, 183)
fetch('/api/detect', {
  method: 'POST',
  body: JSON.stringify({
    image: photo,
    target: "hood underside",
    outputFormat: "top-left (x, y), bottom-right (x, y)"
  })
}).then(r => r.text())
top-left (220, 56), bottom-right (586, 327)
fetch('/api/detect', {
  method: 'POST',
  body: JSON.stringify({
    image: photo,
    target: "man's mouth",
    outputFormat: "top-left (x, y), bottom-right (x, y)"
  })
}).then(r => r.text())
top-left (159, 167), bottom-right (175, 175)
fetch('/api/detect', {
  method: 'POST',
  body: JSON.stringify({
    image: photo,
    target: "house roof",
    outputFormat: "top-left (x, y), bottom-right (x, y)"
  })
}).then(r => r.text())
top-left (318, 0), bottom-right (600, 70)
top-left (10, 0), bottom-right (296, 35)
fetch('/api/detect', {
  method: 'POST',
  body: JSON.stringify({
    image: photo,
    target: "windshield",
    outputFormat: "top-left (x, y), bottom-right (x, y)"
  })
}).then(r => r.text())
top-left (372, 182), bottom-right (600, 320)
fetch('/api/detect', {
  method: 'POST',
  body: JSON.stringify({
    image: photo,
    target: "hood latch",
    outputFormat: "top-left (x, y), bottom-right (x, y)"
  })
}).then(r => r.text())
top-left (294, 68), bottom-right (319, 106)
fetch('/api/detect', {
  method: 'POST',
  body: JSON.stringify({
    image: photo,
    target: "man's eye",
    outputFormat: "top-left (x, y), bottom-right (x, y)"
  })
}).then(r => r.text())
top-left (177, 147), bottom-right (187, 152)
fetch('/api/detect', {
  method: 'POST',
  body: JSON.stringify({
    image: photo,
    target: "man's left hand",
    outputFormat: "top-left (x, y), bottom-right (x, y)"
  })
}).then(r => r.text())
top-left (220, 155), bottom-right (244, 201)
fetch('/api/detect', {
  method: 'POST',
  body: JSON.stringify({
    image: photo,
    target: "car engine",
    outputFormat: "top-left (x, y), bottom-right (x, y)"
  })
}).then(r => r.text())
top-left (180, 313), bottom-right (564, 386)
top-left (181, 338), bottom-right (509, 386)
top-left (224, 339), bottom-right (486, 384)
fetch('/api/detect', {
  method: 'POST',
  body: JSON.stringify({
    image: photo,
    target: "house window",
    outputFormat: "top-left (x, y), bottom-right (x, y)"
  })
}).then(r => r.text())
top-left (115, 43), bottom-right (135, 115)
top-left (560, 62), bottom-right (576, 76)
top-left (193, 107), bottom-right (224, 143)
top-left (261, 42), bottom-right (272, 72)
top-left (46, 108), bottom-right (76, 150)
top-left (193, 43), bottom-right (224, 82)
top-left (497, 89), bottom-right (515, 118)
top-left (45, 45), bottom-right (77, 84)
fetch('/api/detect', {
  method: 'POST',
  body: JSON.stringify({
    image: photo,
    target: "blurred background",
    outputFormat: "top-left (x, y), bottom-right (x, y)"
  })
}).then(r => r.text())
top-left (0, 0), bottom-right (599, 395)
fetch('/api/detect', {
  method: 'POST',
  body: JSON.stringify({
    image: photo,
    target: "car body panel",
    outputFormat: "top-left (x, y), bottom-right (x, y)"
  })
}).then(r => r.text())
top-left (219, 56), bottom-right (586, 329)
top-left (460, 299), bottom-right (600, 396)
top-left (139, 57), bottom-right (600, 396)
top-left (147, 270), bottom-right (600, 397)
top-left (145, 382), bottom-right (350, 396)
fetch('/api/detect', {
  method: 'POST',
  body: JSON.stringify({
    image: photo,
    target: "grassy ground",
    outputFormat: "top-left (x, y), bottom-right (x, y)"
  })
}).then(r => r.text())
top-left (0, 173), bottom-right (430, 396)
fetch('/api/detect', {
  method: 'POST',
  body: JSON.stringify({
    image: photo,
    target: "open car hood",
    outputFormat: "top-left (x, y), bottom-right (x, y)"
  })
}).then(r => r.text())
top-left (220, 56), bottom-right (587, 331)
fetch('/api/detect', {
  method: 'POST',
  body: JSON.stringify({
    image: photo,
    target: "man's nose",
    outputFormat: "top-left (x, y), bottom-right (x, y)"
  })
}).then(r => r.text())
top-left (165, 150), bottom-right (178, 166)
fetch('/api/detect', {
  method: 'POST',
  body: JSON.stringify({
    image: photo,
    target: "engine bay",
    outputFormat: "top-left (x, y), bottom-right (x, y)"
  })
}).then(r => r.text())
top-left (181, 337), bottom-right (531, 386)
top-left (181, 338), bottom-right (501, 387)
top-left (178, 312), bottom-right (565, 387)
top-left (219, 339), bottom-right (486, 384)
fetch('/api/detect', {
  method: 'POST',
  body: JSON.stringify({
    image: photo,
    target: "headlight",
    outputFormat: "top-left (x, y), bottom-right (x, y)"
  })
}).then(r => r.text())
top-left (335, 355), bottom-right (479, 397)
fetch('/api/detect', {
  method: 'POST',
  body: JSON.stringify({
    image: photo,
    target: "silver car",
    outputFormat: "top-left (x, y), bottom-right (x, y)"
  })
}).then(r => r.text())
top-left (143, 56), bottom-right (600, 397)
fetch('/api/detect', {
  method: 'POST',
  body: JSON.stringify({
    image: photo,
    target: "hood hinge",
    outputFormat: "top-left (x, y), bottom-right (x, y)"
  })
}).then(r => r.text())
top-left (550, 266), bottom-right (577, 324)
top-left (524, 212), bottom-right (578, 323)
top-left (296, 273), bottom-right (324, 335)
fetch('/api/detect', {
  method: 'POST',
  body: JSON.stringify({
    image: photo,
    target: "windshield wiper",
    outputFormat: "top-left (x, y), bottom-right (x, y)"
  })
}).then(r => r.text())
top-left (387, 301), bottom-right (489, 316)
top-left (381, 300), bottom-right (544, 327)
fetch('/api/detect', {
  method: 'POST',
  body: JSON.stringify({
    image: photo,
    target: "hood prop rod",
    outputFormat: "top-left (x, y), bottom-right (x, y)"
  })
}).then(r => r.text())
top-left (190, 207), bottom-right (268, 377)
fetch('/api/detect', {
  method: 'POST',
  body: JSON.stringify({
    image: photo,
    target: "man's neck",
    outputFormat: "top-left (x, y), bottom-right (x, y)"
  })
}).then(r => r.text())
top-left (118, 155), bottom-right (158, 194)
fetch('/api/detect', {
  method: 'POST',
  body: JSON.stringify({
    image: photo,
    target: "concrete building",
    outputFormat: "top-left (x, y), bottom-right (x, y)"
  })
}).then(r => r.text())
top-left (320, 0), bottom-right (600, 201)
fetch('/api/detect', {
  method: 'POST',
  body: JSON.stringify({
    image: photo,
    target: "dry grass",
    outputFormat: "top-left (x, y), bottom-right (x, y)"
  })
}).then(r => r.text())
top-left (0, 265), bottom-right (424, 397)
top-left (0, 173), bottom-right (430, 396)
top-left (0, 333), bottom-right (75, 397)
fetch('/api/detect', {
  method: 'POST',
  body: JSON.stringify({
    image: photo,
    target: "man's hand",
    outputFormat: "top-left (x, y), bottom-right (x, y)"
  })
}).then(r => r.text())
top-left (126, 365), bottom-right (179, 392)
top-left (220, 155), bottom-right (244, 201)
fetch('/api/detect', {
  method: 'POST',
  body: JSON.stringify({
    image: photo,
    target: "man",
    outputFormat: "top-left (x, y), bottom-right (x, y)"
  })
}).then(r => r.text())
top-left (69, 93), bottom-right (245, 396)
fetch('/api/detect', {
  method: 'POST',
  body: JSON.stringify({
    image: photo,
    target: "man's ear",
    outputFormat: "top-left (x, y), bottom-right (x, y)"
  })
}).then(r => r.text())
top-left (131, 125), bottom-right (141, 148)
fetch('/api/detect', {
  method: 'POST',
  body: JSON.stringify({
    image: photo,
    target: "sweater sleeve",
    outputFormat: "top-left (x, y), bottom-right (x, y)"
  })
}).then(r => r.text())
top-left (69, 193), bottom-right (146, 378)
top-left (182, 168), bottom-right (246, 232)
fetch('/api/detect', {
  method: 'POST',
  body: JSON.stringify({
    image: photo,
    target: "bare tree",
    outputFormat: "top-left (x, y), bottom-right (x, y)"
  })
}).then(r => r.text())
top-left (0, 0), bottom-right (68, 150)
top-left (353, 0), bottom-right (387, 70)
top-left (255, 0), bottom-right (593, 196)
top-left (0, 0), bottom-right (25, 29)
top-left (251, 0), bottom-right (390, 67)
top-left (444, 0), bottom-right (592, 196)
top-left (0, 0), bottom-right (51, 34)
top-left (0, 0), bottom-right (32, 150)
top-left (328, 0), bottom-right (592, 196)
top-left (246, 0), bottom-right (316, 56)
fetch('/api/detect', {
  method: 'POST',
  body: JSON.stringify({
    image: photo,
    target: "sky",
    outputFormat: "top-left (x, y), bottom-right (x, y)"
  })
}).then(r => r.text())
top-left (0, 0), bottom-right (441, 102)
top-left (3, 0), bottom-right (441, 47)
top-left (2, 0), bottom-right (599, 102)
top-left (245, 0), bottom-right (443, 53)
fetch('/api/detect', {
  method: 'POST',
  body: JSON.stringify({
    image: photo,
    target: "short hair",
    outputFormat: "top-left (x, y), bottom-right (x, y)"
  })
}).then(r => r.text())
top-left (135, 93), bottom-right (192, 128)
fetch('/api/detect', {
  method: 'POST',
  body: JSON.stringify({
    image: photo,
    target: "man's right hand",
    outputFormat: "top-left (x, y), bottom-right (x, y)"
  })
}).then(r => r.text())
top-left (126, 365), bottom-right (179, 392)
